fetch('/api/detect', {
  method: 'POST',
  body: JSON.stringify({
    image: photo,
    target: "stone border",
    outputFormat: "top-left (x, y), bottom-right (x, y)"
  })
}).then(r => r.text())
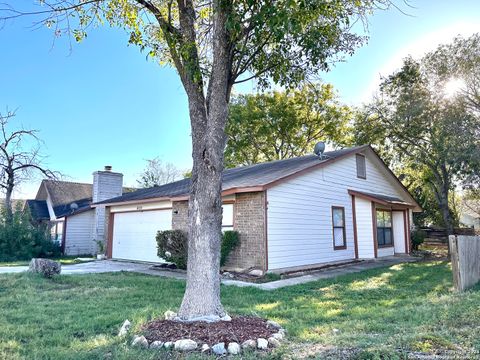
top-left (125, 312), bottom-right (286, 355)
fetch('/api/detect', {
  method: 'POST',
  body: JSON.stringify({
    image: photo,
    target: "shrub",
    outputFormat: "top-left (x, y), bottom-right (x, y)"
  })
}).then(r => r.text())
top-left (411, 229), bottom-right (427, 251)
top-left (156, 230), bottom-right (188, 269)
top-left (156, 230), bottom-right (240, 270)
top-left (220, 231), bottom-right (240, 267)
top-left (0, 207), bottom-right (61, 262)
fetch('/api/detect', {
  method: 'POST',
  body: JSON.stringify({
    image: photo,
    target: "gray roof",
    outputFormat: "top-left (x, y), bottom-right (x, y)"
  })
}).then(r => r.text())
top-left (26, 200), bottom-right (50, 221)
top-left (97, 146), bottom-right (368, 205)
top-left (350, 190), bottom-right (411, 206)
top-left (34, 180), bottom-right (136, 218)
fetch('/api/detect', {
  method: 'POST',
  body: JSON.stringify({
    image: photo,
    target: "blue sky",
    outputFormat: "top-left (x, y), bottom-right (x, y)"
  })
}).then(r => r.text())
top-left (1, 0), bottom-right (479, 198)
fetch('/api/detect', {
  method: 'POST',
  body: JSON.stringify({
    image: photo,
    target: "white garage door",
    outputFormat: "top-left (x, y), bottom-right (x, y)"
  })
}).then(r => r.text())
top-left (112, 210), bottom-right (172, 263)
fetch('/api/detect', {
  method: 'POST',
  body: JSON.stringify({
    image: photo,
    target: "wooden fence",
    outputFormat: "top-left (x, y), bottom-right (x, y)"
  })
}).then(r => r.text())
top-left (449, 235), bottom-right (480, 292)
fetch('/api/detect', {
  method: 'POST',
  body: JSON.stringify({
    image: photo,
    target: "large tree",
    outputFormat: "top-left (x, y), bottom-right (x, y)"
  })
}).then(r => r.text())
top-left (225, 83), bottom-right (352, 167)
top-left (1, 0), bottom-right (391, 320)
top-left (355, 55), bottom-right (480, 236)
top-left (0, 111), bottom-right (56, 222)
top-left (137, 157), bottom-right (182, 188)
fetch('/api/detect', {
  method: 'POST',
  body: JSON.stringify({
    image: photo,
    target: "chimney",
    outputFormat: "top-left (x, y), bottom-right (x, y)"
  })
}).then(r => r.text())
top-left (93, 166), bottom-right (123, 203)
top-left (92, 166), bottom-right (123, 244)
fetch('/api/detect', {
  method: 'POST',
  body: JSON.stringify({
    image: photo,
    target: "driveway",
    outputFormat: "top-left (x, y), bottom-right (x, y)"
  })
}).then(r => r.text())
top-left (0, 260), bottom-right (186, 279)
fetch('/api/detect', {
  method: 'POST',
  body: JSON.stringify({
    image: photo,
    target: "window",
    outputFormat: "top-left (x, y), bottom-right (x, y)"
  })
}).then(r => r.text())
top-left (222, 203), bottom-right (234, 232)
top-left (356, 153), bottom-right (366, 179)
top-left (376, 210), bottom-right (393, 247)
top-left (332, 206), bottom-right (346, 250)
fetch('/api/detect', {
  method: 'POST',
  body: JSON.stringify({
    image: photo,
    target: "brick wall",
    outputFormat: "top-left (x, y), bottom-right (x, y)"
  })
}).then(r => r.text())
top-left (170, 192), bottom-right (267, 272)
top-left (226, 192), bottom-right (266, 272)
top-left (172, 201), bottom-right (189, 232)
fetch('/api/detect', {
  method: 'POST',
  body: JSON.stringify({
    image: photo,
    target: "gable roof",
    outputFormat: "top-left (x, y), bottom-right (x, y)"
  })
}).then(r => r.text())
top-left (33, 180), bottom-right (135, 219)
top-left (95, 145), bottom-right (421, 211)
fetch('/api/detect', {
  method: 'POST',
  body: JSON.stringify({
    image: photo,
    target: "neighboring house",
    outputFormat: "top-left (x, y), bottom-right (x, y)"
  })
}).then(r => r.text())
top-left (95, 145), bottom-right (422, 273)
top-left (26, 168), bottom-right (132, 255)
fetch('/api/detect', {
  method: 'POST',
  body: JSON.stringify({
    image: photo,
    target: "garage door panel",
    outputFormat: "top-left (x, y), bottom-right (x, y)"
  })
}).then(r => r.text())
top-left (112, 210), bottom-right (171, 263)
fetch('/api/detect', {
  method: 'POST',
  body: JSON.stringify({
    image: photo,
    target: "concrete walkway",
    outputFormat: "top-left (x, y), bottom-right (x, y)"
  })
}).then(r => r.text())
top-left (222, 256), bottom-right (419, 290)
top-left (0, 256), bottom-right (418, 290)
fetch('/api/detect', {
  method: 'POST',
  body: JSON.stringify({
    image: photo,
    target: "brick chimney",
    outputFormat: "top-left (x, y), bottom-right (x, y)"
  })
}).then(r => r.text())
top-left (92, 166), bottom-right (123, 244)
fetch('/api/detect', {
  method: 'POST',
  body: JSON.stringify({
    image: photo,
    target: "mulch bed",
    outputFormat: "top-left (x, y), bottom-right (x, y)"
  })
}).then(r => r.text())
top-left (142, 316), bottom-right (277, 345)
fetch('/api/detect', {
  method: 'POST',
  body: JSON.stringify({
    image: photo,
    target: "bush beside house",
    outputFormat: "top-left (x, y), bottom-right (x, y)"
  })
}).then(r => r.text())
top-left (0, 208), bottom-right (61, 262)
top-left (156, 230), bottom-right (240, 270)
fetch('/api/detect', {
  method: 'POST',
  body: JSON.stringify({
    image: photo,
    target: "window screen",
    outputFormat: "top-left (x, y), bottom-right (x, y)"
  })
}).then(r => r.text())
top-left (332, 207), bottom-right (346, 249)
top-left (356, 154), bottom-right (366, 179)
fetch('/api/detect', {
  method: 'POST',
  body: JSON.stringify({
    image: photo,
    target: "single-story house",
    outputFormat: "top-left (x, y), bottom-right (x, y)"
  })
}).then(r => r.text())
top-left (26, 170), bottom-right (133, 255)
top-left (94, 145), bottom-right (422, 273)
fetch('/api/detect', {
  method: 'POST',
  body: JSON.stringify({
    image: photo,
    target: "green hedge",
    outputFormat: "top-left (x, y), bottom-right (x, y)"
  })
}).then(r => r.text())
top-left (411, 229), bottom-right (427, 251)
top-left (156, 230), bottom-right (240, 270)
top-left (0, 208), bottom-right (61, 262)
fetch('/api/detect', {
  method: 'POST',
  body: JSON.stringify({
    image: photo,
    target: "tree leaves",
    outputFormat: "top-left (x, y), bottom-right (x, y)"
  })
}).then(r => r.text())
top-left (225, 83), bottom-right (352, 167)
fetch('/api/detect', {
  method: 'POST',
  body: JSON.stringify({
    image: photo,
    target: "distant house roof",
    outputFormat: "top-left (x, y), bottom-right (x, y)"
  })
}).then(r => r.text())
top-left (26, 200), bottom-right (50, 221)
top-left (31, 180), bottom-right (136, 220)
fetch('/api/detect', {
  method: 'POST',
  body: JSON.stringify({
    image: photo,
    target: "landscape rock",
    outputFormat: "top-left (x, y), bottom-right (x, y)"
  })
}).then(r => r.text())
top-left (266, 320), bottom-right (281, 329)
top-left (221, 314), bottom-right (232, 322)
top-left (272, 332), bottom-right (284, 340)
top-left (201, 344), bottom-right (210, 352)
top-left (257, 338), bottom-right (268, 350)
top-left (248, 269), bottom-right (264, 277)
top-left (163, 342), bottom-right (173, 349)
top-left (268, 337), bottom-right (281, 348)
top-left (149, 341), bottom-right (163, 349)
top-left (227, 342), bottom-right (241, 355)
top-left (117, 320), bottom-right (131, 337)
top-left (28, 258), bottom-right (61, 278)
top-left (212, 342), bottom-right (227, 355)
top-left (164, 310), bottom-right (177, 320)
top-left (241, 339), bottom-right (257, 349)
top-left (222, 271), bottom-right (235, 279)
top-left (174, 339), bottom-right (197, 351)
top-left (131, 335), bottom-right (148, 348)
top-left (332, 328), bottom-right (340, 334)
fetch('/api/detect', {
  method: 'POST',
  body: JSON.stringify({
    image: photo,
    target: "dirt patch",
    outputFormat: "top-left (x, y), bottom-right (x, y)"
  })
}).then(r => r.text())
top-left (143, 316), bottom-right (277, 345)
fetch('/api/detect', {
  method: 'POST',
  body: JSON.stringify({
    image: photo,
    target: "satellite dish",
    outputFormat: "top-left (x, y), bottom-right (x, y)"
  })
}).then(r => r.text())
top-left (70, 203), bottom-right (79, 212)
top-left (314, 142), bottom-right (326, 159)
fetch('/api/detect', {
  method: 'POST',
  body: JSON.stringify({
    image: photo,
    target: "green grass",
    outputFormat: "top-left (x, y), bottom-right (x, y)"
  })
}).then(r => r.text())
top-left (0, 261), bottom-right (479, 359)
top-left (0, 256), bottom-right (95, 267)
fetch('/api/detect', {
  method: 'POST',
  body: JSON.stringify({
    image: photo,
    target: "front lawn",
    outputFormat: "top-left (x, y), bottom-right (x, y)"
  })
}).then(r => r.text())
top-left (0, 261), bottom-right (479, 359)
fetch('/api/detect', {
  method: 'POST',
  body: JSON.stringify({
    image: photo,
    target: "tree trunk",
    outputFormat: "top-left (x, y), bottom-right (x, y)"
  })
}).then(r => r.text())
top-left (176, 0), bottom-right (231, 321)
top-left (4, 176), bottom-right (14, 224)
top-left (177, 104), bottom-right (228, 321)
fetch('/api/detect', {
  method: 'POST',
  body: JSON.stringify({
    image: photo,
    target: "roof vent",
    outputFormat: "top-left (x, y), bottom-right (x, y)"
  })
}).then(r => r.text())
top-left (104, 165), bottom-right (112, 171)
top-left (313, 141), bottom-right (326, 160)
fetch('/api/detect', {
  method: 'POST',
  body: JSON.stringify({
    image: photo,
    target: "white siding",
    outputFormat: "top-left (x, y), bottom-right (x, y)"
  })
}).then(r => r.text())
top-left (377, 246), bottom-right (395, 257)
top-left (112, 210), bottom-right (171, 263)
top-left (393, 211), bottom-right (406, 254)
top-left (356, 198), bottom-right (375, 259)
top-left (64, 210), bottom-right (96, 256)
top-left (267, 152), bottom-right (410, 270)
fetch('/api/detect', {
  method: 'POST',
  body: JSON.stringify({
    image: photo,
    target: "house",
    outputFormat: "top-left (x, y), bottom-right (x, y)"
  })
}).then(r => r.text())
top-left (26, 169), bottom-right (132, 255)
top-left (95, 145), bottom-right (422, 273)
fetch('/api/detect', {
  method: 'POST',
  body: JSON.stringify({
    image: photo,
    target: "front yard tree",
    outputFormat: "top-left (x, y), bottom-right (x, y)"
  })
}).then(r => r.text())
top-left (357, 56), bottom-right (479, 236)
top-left (1, 0), bottom-right (391, 320)
top-left (225, 83), bottom-right (352, 168)
top-left (0, 110), bottom-right (56, 222)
